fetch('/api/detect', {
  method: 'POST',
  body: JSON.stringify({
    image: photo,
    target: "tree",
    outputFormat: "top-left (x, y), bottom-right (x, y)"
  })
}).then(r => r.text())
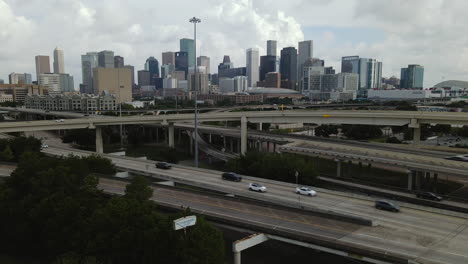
top-left (125, 176), bottom-right (153, 201)
top-left (0, 146), bottom-right (14, 161)
top-left (342, 125), bottom-right (383, 140)
top-left (315, 125), bottom-right (338, 138)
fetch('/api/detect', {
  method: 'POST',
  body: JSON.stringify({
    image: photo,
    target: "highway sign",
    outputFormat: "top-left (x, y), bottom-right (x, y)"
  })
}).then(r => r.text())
top-left (173, 215), bottom-right (197, 230)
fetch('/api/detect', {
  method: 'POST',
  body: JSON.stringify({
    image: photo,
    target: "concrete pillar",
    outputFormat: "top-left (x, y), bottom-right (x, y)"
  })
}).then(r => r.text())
top-left (209, 133), bottom-right (212, 144)
top-left (234, 252), bottom-right (241, 264)
top-left (230, 139), bottom-right (234, 152)
top-left (407, 170), bottom-right (414, 191)
top-left (223, 136), bottom-right (227, 149)
top-left (156, 127), bottom-right (159, 143)
top-left (413, 127), bottom-right (421, 145)
top-left (273, 143), bottom-right (276, 153)
top-left (336, 159), bottom-right (342, 177)
top-left (241, 116), bottom-right (247, 155)
top-left (257, 122), bottom-right (263, 131)
top-left (237, 139), bottom-right (241, 154)
top-left (95, 127), bottom-right (103, 154)
top-left (168, 123), bottom-right (174, 148)
top-left (415, 171), bottom-right (422, 190)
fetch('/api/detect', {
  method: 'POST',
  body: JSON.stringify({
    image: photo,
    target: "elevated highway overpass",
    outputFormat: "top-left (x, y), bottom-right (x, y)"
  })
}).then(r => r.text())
top-left (42, 146), bottom-right (468, 264)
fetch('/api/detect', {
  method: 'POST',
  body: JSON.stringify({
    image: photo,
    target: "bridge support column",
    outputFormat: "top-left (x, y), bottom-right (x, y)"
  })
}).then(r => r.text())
top-left (415, 171), bottom-right (422, 190)
top-left (257, 122), bottom-right (263, 131)
top-left (241, 116), bottom-right (247, 155)
top-left (407, 170), bottom-right (414, 191)
top-left (208, 133), bottom-right (212, 144)
top-left (95, 127), bottom-right (103, 154)
top-left (412, 128), bottom-right (421, 146)
top-left (234, 252), bottom-right (241, 264)
top-left (168, 123), bottom-right (174, 148)
top-left (189, 132), bottom-right (193, 155)
top-left (273, 143), bottom-right (276, 153)
top-left (336, 159), bottom-right (342, 178)
top-left (156, 127), bottom-right (159, 143)
top-left (230, 139), bottom-right (234, 152)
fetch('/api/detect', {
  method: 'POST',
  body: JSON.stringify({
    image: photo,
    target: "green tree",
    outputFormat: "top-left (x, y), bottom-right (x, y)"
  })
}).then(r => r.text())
top-left (125, 176), bottom-right (153, 201)
top-left (0, 146), bottom-right (14, 161)
top-left (315, 125), bottom-right (339, 138)
top-left (342, 125), bottom-right (383, 140)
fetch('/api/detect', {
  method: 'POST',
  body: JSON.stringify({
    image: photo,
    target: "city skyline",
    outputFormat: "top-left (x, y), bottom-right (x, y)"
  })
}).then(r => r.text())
top-left (1, 0), bottom-right (466, 88)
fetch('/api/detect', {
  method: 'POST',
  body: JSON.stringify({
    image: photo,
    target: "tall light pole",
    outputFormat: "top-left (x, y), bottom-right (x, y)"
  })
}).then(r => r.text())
top-left (190, 16), bottom-right (201, 167)
top-left (118, 68), bottom-right (123, 150)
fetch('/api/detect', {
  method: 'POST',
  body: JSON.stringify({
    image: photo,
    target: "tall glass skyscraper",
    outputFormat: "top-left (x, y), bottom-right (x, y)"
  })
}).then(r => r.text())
top-left (81, 52), bottom-right (98, 94)
top-left (180, 38), bottom-right (195, 68)
top-left (341, 56), bottom-right (382, 97)
top-left (401, 64), bottom-right (424, 89)
top-left (145, 57), bottom-right (160, 85)
top-left (280, 47), bottom-right (298, 82)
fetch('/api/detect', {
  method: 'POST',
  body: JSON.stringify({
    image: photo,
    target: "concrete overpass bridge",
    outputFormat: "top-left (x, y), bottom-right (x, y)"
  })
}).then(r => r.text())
top-left (42, 146), bottom-right (468, 264)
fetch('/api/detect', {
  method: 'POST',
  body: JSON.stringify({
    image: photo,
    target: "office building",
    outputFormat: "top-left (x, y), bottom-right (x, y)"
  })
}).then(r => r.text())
top-left (98, 50), bottom-right (114, 68)
top-left (341, 56), bottom-right (382, 96)
top-left (172, 71), bottom-right (186, 81)
top-left (163, 78), bottom-right (178, 89)
top-left (304, 72), bottom-right (358, 101)
top-left (114, 56), bottom-right (124, 68)
top-left (161, 64), bottom-right (175, 78)
top-left (400, 64), bottom-right (424, 89)
top-left (267, 40), bottom-right (277, 56)
top-left (180, 38), bottom-right (195, 67)
top-left (93, 67), bottom-right (132, 102)
top-left (0, 84), bottom-right (48, 103)
top-left (0, 80), bottom-right (3, 84)
top-left (246, 48), bottom-right (259, 87)
top-left (9, 73), bottom-right (32, 84)
top-left (124, 65), bottom-right (135, 86)
top-left (145, 56), bottom-right (160, 84)
top-left (38, 73), bottom-right (73, 93)
top-left (219, 67), bottom-right (246, 79)
top-left (257, 72), bottom-right (281, 88)
top-left (35, 55), bottom-right (51, 78)
top-left (260, 55), bottom-right (277, 81)
top-left (162, 51), bottom-right (175, 65)
top-left (138, 70), bottom-right (151, 86)
top-left (298, 40), bottom-right (313, 74)
top-left (53, 47), bottom-right (65, 74)
top-left (234, 76), bottom-right (248, 92)
top-left (218, 55), bottom-right (233, 72)
top-left (219, 78), bottom-right (235, 93)
top-left (81, 52), bottom-right (99, 94)
top-left (175, 52), bottom-right (188, 78)
top-left (280, 47), bottom-right (298, 84)
top-left (197, 56), bottom-right (210, 74)
top-left (25, 93), bottom-right (116, 111)
top-left (188, 72), bottom-right (209, 93)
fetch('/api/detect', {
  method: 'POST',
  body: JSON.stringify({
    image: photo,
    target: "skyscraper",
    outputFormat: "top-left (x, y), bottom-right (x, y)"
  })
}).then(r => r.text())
top-left (98, 50), bottom-right (114, 68)
top-left (145, 57), bottom-right (160, 84)
top-left (180, 38), bottom-right (195, 67)
top-left (114, 56), bottom-right (124, 68)
top-left (267, 40), bottom-right (277, 56)
top-left (162, 52), bottom-right (175, 65)
top-left (137, 70), bottom-right (151, 86)
top-left (197, 56), bottom-right (210, 74)
top-left (246, 48), bottom-right (259, 87)
top-left (53, 47), bottom-right (65, 74)
top-left (93, 67), bottom-right (132, 102)
top-left (9, 73), bottom-right (32, 84)
top-left (81, 52), bottom-right (99, 94)
top-left (259, 55), bottom-right (277, 81)
top-left (280, 47), bottom-right (298, 82)
top-left (400, 64), bottom-right (424, 89)
top-left (175, 52), bottom-right (188, 79)
top-left (35, 55), bottom-right (51, 78)
top-left (341, 56), bottom-right (382, 96)
top-left (298, 40), bottom-right (313, 85)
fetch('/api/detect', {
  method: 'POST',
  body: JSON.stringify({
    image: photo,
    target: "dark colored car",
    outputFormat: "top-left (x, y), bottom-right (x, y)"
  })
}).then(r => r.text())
top-left (445, 155), bottom-right (468, 162)
top-left (375, 200), bottom-right (400, 212)
top-left (155, 162), bottom-right (171, 170)
top-left (222, 172), bottom-right (242, 182)
top-left (416, 191), bottom-right (442, 201)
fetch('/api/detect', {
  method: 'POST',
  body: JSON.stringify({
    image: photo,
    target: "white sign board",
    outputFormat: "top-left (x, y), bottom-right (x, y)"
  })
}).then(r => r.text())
top-left (173, 215), bottom-right (197, 230)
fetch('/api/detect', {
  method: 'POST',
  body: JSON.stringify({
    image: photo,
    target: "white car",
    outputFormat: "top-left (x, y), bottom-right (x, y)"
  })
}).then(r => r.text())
top-left (295, 187), bottom-right (317, 196)
top-left (249, 183), bottom-right (267, 193)
top-left (55, 119), bottom-right (65, 123)
top-left (40, 144), bottom-right (49, 149)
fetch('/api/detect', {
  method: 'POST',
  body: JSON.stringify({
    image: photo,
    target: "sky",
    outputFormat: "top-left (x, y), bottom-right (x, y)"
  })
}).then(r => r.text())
top-left (1, 0), bottom-right (468, 88)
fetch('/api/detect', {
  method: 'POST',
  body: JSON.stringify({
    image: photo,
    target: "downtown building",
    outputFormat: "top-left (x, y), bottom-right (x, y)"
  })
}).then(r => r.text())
top-left (25, 93), bottom-right (116, 112)
top-left (0, 84), bottom-right (48, 103)
top-left (9, 73), bottom-right (32, 84)
top-left (53, 47), bottom-right (65, 74)
top-left (81, 52), bottom-right (99, 94)
top-left (38, 73), bottom-right (74, 94)
top-left (303, 71), bottom-right (359, 101)
top-left (400, 64), bottom-right (424, 89)
top-left (341, 56), bottom-right (382, 97)
top-left (246, 48), bottom-right (259, 87)
top-left (280, 47), bottom-right (298, 90)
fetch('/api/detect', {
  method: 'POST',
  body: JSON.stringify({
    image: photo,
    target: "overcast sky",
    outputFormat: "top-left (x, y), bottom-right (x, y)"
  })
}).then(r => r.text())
top-left (1, 0), bottom-right (467, 88)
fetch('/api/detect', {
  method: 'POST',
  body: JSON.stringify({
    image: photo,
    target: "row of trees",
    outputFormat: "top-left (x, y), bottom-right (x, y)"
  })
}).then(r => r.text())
top-left (0, 136), bottom-right (41, 162)
top-left (227, 151), bottom-right (318, 185)
top-left (0, 152), bottom-right (225, 263)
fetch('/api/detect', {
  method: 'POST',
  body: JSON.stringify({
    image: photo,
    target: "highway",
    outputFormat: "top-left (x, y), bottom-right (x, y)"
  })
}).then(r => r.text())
top-left (43, 146), bottom-right (468, 264)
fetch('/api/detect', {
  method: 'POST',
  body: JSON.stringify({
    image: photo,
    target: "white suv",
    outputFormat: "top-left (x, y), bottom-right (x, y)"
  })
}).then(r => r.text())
top-left (295, 187), bottom-right (317, 196)
top-left (249, 183), bottom-right (267, 192)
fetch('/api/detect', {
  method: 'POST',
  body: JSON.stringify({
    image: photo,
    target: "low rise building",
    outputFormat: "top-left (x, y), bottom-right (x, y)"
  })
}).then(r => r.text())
top-left (25, 94), bottom-right (116, 111)
top-left (0, 84), bottom-right (48, 103)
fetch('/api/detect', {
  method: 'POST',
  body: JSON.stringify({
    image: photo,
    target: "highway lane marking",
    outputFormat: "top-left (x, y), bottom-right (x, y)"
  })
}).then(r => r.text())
top-left (99, 181), bottom-right (355, 235)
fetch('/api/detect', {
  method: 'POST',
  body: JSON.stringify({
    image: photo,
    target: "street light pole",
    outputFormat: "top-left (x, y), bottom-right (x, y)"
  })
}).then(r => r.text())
top-left (190, 16), bottom-right (201, 168)
top-left (118, 68), bottom-right (123, 150)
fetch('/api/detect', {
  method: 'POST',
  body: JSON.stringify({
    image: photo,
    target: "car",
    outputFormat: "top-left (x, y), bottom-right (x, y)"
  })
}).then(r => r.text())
top-left (445, 155), bottom-right (468, 162)
top-left (375, 200), bottom-right (400, 212)
top-left (55, 119), bottom-right (65, 123)
top-left (222, 172), bottom-right (242, 182)
top-left (155, 162), bottom-right (171, 169)
top-left (248, 183), bottom-right (267, 192)
top-left (295, 186), bottom-right (317, 196)
top-left (416, 191), bottom-right (442, 201)
top-left (40, 144), bottom-right (48, 149)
